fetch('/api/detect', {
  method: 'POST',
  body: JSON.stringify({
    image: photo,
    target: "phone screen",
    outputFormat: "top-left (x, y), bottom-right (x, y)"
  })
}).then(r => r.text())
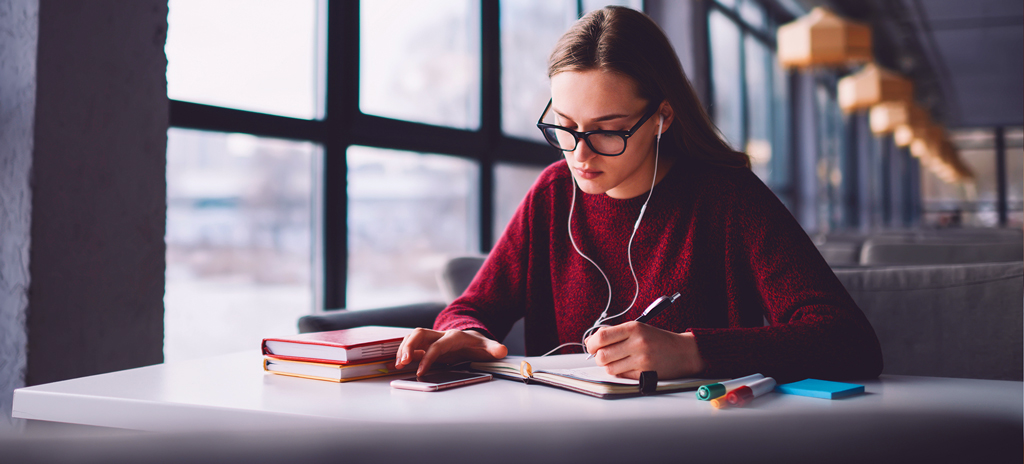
top-left (391, 371), bottom-right (491, 391)
top-left (400, 371), bottom-right (488, 384)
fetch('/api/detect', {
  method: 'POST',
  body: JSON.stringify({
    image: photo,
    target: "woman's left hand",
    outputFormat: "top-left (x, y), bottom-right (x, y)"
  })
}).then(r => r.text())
top-left (584, 321), bottom-right (707, 380)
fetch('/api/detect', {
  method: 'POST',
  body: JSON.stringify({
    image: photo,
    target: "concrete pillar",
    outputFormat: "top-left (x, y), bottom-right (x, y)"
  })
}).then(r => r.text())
top-left (0, 0), bottom-right (168, 431)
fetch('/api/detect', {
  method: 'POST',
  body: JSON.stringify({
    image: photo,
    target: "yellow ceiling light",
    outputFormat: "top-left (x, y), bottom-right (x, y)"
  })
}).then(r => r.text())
top-left (894, 114), bottom-right (935, 147)
top-left (777, 7), bottom-right (872, 69)
top-left (869, 100), bottom-right (928, 135)
top-left (838, 63), bottom-right (913, 113)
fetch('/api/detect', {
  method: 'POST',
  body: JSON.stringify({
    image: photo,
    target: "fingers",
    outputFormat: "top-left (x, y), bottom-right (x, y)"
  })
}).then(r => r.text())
top-left (396, 328), bottom-right (509, 375)
top-left (417, 333), bottom-right (457, 376)
top-left (486, 341), bottom-right (509, 360)
top-left (414, 330), bottom-right (507, 376)
top-left (585, 322), bottom-right (640, 365)
top-left (395, 328), bottom-right (444, 369)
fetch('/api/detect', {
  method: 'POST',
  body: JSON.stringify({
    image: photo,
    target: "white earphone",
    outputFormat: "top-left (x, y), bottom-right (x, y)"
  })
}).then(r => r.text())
top-left (546, 110), bottom-right (667, 356)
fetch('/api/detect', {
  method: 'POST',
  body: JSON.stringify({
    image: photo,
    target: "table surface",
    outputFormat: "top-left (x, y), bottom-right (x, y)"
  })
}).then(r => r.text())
top-left (13, 350), bottom-right (1023, 433)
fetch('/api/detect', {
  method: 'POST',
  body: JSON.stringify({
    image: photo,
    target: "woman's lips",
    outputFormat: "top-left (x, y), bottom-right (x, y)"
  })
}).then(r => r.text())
top-left (574, 167), bottom-right (602, 180)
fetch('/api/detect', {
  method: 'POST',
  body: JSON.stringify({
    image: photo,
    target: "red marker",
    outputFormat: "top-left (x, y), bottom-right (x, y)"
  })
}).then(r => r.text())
top-left (711, 377), bottom-right (772, 408)
top-left (724, 377), bottom-right (776, 407)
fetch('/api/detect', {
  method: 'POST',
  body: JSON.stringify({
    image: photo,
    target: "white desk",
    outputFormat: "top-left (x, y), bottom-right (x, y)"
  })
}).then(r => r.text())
top-left (11, 351), bottom-right (1024, 463)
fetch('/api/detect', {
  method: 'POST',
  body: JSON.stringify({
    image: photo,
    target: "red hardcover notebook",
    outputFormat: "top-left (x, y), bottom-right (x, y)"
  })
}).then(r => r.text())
top-left (261, 326), bottom-right (414, 365)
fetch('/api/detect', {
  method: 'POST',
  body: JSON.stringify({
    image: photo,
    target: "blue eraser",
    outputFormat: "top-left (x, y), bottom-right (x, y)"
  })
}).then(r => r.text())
top-left (774, 379), bottom-right (865, 399)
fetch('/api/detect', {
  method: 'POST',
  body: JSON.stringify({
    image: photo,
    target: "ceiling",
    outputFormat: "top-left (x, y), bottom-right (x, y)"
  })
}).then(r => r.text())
top-left (798, 0), bottom-right (1023, 128)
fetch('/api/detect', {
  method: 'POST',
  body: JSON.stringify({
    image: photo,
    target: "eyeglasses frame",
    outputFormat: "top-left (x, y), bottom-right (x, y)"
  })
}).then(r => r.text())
top-left (535, 98), bottom-right (660, 157)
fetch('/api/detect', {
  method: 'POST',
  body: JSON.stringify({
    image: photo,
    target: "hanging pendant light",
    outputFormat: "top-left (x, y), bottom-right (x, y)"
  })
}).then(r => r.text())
top-left (838, 63), bottom-right (914, 113)
top-left (869, 100), bottom-right (928, 135)
top-left (778, 7), bottom-right (872, 69)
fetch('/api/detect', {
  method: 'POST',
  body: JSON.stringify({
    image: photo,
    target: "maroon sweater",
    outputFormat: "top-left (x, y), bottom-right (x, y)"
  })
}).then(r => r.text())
top-left (435, 157), bottom-right (883, 381)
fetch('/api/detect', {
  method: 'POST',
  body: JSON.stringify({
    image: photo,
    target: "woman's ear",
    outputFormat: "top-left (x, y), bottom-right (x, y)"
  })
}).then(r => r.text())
top-left (657, 101), bottom-right (675, 135)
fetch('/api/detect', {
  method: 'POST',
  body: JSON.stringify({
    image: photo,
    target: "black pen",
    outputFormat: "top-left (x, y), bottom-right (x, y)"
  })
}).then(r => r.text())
top-left (635, 292), bottom-right (681, 324)
top-left (587, 292), bottom-right (682, 359)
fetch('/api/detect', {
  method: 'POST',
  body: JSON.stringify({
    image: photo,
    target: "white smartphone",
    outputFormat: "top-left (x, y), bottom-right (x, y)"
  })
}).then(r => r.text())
top-left (390, 371), bottom-right (493, 392)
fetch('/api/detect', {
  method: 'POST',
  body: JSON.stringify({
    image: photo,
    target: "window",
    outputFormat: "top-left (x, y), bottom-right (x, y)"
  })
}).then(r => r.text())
top-left (707, 0), bottom-right (792, 204)
top-left (167, 1), bottom-right (676, 361)
top-left (359, 0), bottom-right (480, 129)
top-left (494, 162), bottom-right (547, 244)
top-left (166, 0), bottom-right (324, 119)
top-left (167, 0), bottom-right (558, 345)
top-left (500, 0), bottom-right (577, 142)
top-left (165, 129), bottom-right (321, 361)
top-left (922, 127), bottom-right (1024, 227)
top-left (347, 146), bottom-right (479, 308)
top-left (1007, 128), bottom-right (1024, 226)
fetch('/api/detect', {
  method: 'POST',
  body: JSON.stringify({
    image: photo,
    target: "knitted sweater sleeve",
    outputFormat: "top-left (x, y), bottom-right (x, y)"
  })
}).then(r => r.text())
top-left (689, 169), bottom-right (884, 382)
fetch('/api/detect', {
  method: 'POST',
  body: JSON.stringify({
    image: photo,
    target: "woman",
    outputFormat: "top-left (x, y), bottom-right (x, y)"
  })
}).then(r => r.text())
top-left (395, 6), bottom-right (882, 382)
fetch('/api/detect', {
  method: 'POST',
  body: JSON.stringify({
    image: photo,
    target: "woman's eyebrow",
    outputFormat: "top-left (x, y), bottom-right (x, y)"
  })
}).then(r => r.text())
top-left (552, 108), bottom-right (631, 123)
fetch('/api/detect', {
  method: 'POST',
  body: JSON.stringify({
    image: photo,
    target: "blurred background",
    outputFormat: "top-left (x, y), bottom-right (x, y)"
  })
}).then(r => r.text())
top-left (161, 0), bottom-right (1022, 362)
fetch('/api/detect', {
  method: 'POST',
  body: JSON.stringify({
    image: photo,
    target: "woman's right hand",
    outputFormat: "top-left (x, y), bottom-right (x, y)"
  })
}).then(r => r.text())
top-left (394, 328), bottom-right (508, 376)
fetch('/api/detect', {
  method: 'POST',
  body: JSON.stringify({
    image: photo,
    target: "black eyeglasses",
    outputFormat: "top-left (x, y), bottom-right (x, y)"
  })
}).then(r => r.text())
top-left (536, 99), bottom-right (659, 156)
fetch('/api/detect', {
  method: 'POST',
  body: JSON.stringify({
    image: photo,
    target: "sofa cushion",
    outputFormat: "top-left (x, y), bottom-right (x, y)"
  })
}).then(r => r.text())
top-left (859, 239), bottom-right (1024, 265)
top-left (833, 261), bottom-right (1023, 380)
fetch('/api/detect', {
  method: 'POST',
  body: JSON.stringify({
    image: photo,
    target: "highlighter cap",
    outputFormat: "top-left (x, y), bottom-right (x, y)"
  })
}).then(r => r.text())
top-left (710, 396), bottom-right (730, 409)
top-left (726, 387), bottom-right (754, 406)
top-left (697, 383), bottom-right (726, 401)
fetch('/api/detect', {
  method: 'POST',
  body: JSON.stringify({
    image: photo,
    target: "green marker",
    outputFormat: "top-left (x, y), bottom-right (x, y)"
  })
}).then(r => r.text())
top-left (696, 373), bottom-right (764, 401)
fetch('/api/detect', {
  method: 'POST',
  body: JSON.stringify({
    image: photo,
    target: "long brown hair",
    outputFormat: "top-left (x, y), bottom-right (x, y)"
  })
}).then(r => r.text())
top-left (549, 6), bottom-right (750, 168)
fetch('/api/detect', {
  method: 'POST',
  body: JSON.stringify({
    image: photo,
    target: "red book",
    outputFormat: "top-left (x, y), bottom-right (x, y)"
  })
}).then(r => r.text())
top-left (261, 326), bottom-right (414, 365)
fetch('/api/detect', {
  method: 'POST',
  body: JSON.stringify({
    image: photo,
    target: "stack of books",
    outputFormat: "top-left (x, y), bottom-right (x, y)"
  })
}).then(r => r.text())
top-left (261, 326), bottom-right (416, 383)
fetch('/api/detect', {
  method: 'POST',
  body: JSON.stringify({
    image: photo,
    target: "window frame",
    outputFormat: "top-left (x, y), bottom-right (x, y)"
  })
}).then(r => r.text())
top-left (169, 1), bottom-right (561, 310)
top-left (705, 0), bottom-right (795, 203)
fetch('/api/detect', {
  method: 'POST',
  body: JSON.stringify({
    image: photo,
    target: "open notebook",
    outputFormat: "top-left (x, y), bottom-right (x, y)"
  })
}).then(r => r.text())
top-left (471, 354), bottom-right (724, 399)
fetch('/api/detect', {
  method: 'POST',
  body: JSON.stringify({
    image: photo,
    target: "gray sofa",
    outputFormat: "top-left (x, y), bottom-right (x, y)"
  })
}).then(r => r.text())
top-left (834, 261), bottom-right (1023, 380)
top-left (814, 228), bottom-right (1023, 266)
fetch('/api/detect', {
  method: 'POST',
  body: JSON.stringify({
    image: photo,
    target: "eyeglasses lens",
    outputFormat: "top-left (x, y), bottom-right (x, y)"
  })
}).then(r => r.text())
top-left (542, 127), bottom-right (625, 156)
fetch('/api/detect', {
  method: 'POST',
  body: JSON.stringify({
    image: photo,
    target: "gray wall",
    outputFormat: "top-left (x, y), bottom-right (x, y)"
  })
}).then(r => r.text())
top-left (0, 0), bottom-right (39, 435)
top-left (0, 0), bottom-right (168, 432)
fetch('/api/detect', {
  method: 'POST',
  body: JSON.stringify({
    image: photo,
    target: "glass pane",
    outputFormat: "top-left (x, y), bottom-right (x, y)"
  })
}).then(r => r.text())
top-left (501, 0), bottom-right (577, 142)
top-left (949, 129), bottom-right (998, 226)
top-left (770, 49), bottom-right (792, 198)
top-left (494, 162), bottom-right (547, 244)
top-left (744, 36), bottom-right (772, 182)
top-left (582, 0), bottom-right (644, 14)
top-left (165, 129), bottom-right (321, 362)
top-left (360, 0), bottom-right (480, 130)
top-left (738, 0), bottom-right (766, 31)
top-left (709, 10), bottom-right (744, 150)
top-left (1007, 127), bottom-right (1024, 227)
top-left (348, 146), bottom-right (479, 308)
top-left (166, 0), bottom-right (324, 119)
top-left (815, 81), bottom-right (844, 231)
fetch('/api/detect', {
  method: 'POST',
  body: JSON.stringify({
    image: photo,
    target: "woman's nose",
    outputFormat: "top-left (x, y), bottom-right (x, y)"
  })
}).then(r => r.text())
top-left (569, 141), bottom-right (598, 163)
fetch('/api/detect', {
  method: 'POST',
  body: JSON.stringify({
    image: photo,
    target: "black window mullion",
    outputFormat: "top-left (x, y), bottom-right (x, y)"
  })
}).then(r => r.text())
top-left (169, 100), bottom-right (327, 143)
top-left (479, 0), bottom-right (500, 252)
top-left (323, 0), bottom-right (360, 309)
top-left (349, 115), bottom-right (485, 159)
top-left (709, 1), bottom-right (775, 46)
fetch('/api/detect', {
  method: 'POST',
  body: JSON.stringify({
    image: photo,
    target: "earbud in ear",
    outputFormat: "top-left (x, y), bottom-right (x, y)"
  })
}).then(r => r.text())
top-left (657, 115), bottom-right (664, 140)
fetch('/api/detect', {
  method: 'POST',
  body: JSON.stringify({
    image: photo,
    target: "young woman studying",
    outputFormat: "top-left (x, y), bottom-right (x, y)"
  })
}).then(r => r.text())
top-left (395, 6), bottom-right (882, 383)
